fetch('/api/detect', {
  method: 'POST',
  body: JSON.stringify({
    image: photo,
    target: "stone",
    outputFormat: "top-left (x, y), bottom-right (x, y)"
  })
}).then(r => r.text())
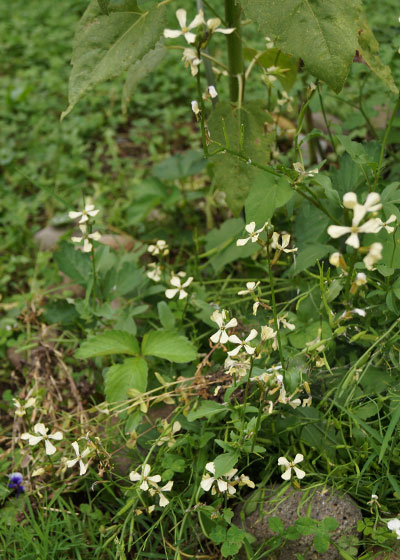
top-left (236, 485), bottom-right (362, 559)
top-left (34, 226), bottom-right (68, 251)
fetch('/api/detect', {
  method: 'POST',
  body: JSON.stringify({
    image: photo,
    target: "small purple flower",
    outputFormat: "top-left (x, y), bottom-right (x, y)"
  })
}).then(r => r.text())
top-left (8, 472), bottom-right (25, 495)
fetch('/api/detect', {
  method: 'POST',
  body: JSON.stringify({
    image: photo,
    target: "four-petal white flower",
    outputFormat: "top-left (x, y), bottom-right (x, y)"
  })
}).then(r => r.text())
top-left (206, 17), bottom-right (235, 35)
top-left (271, 232), bottom-right (297, 253)
top-left (182, 47), bottom-right (202, 76)
top-left (165, 274), bottom-right (193, 299)
top-left (210, 309), bottom-right (238, 344)
top-left (71, 224), bottom-right (102, 253)
top-left (200, 462), bottom-right (237, 495)
top-left (387, 518), bottom-right (400, 539)
top-left (69, 203), bottom-right (99, 224)
top-left (237, 222), bottom-right (267, 246)
top-left (277, 454), bottom-right (306, 481)
top-left (163, 9), bottom-right (204, 44)
top-left (129, 464), bottom-right (161, 491)
top-left (66, 441), bottom-right (91, 475)
top-left (227, 329), bottom-right (258, 357)
top-left (21, 423), bottom-right (63, 456)
top-left (237, 281), bottom-right (260, 295)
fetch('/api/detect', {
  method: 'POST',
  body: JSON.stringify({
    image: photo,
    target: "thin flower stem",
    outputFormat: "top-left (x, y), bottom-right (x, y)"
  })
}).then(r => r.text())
top-left (266, 242), bottom-right (284, 370)
top-left (294, 86), bottom-right (317, 163)
top-left (345, 251), bottom-right (358, 306)
top-left (374, 95), bottom-right (400, 190)
top-left (250, 389), bottom-right (265, 454)
top-left (196, 68), bottom-right (209, 157)
top-left (317, 83), bottom-right (336, 152)
top-left (240, 357), bottom-right (254, 441)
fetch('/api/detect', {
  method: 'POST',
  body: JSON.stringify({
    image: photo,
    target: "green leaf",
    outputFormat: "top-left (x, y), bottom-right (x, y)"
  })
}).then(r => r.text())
top-left (187, 400), bottom-right (229, 421)
top-left (157, 301), bottom-right (175, 329)
top-left (313, 532), bottom-right (331, 553)
top-left (105, 357), bottom-right (147, 403)
top-left (210, 525), bottom-right (226, 545)
top-left (292, 243), bottom-right (334, 275)
top-left (321, 517), bottom-right (339, 532)
top-left (141, 329), bottom-right (197, 362)
top-left (152, 150), bottom-right (207, 180)
top-left (122, 43), bottom-right (167, 112)
top-left (241, 0), bottom-right (362, 93)
top-left (213, 452), bottom-right (239, 478)
top-left (245, 173), bottom-right (293, 225)
top-left (379, 397), bottom-right (400, 463)
top-left (62, 0), bottom-right (166, 118)
top-left (295, 517), bottom-right (317, 536)
top-left (268, 516), bottom-right (284, 535)
top-left (208, 101), bottom-right (274, 215)
top-left (357, 14), bottom-right (398, 95)
top-left (54, 242), bottom-right (92, 286)
top-left (289, 321), bottom-right (331, 349)
top-left (97, 0), bottom-right (110, 14)
top-left (76, 330), bottom-right (139, 358)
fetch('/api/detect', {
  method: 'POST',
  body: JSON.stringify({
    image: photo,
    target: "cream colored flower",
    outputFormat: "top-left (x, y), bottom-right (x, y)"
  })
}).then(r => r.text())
top-left (21, 423), bottom-right (63, 456)
top-left (165, 275), bottom-right (193, 299)
top-left (237, 474), bottom-right (255, 488)
top-left (355, 272), bottom-right (367, 286)
top-left (328, 192), bottom-right (381, 249)
top-left (277, 454), bottom-right (305, 481)
top-left (182, 47), bottom-right (201, 76)
top-left (237, 222), bottom-right (267, 246)
top-left (227, 329), bottom-right (258, 357)
top-left (271, 232), bottom-right (297, 253)
top-left (149, 480), bottom-right (173, 507)
top-left (129, 464), bottom-right (161, 491)
top-left (148, 240), bottom-right (169, 256)
top-left (207, 85), bottom-right (218, 99)
top-left (146, 263), bottom-right (162, 282)
top-left (293, 162), bottom-right (318, 177)
top-left (206, 17), bottom-right (235, 35)
top-left (69, 203), bottom-right (99, 224)
top-left (163, 9), bottom-right (204, 44)
top-left (224, 356), bottom-right (251, 377)
top-left (13, 397), bottom-right (36, 417)
top-left (363, 242), bottom-right (383, 270)
top-left (210, 309), bottom-right (237, 344)
top-left (261, 325), bottom-right (277, 342)
top-left (200, 462), bottom-right (237, 495)
top-left (156, 420), bottom-right (181, 447)
top-left (238, 281), bottom-right (260, 295)
top-left (387, 518), bottom-right (400, 539)
top-left (66, 441), bottom-right (91, 476)
top-left (377, 214), bottom-right (397, 234)
top-left (71, 224), bottom-right (101, 253)
top-left (191, 100), bottom-right (200, 115)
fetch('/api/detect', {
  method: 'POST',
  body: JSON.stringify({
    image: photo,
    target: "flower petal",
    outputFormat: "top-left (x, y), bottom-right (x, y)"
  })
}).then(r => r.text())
top-left (200, 476), bottom-right (214, 492)
top-left (164, 29), bottom-right (183, 39)
top-left (49, 431), bottom-right (63, 441)
top-left (293, 466), bottom-right (306, 479)
top-left (281, 468), bottom-right (292, 480)
top-left (165, 289), bottom-right (178, 299)
top-left (176, 9), bottom-right (187, 28)
top-left (327, 225), bottom-right (351, 239)
top-left (293, 453), bottom-right (304, 464)
top-left (71, 441), bottom-right (80, 457)
top-left (44, 439), bottom-right (57, 455)
top-left (34, 423), bottom-right (47, 436)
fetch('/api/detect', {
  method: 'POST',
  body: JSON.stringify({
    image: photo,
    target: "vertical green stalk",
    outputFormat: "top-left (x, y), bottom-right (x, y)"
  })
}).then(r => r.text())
top-left (224, 0), bottom-right (244, 103)
top-left (266, 242), bottom-right (284, 370)
top-left (374, 94), bottom-right (400, 190)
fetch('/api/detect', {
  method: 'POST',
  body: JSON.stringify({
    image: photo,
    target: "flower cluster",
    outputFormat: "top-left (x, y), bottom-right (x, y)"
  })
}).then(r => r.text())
top-left (200, 462), bottom-right (255, 496)
top-left (129, 464), bottom-right (173, 507)
top-left (165, 272), bottom-right (193, 300)
top-left (69, 202), bottom-right (101, 252)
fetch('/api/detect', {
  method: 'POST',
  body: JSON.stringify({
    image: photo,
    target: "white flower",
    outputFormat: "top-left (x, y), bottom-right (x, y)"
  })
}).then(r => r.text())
top-left (208, 85), bottom-right (218, 98)
top-left (227, 329), bottom-right (258, 357)
top-left (224, 356), bottom-right (251, 377)
top-left (66, 441), bottom-right (91, 475)
top-left (377, 214), bottom-right (397, 234)
top-left (363, 242), bottom-right (383, 270)
top-left (157, 420), bottom-right (181, 447)
top-left (163, 9), bottom-right (204, 44)
top-left (149, 480), bottom-right (174, 507)
top-left (165, 274), bottom-right (193, 299)
top-left (71, 224), bottom-right (101, 252)
top-left (182, 47), bottom-right (201, 76)
top-left (238, 281), bottom-right (260, 295)
top-left (271, 232), bottom-right (297, 253)
top-left (265, 36), bottom-right (274, 48)
top-left (329, 252), bottom-right (342, 267)
top-left (13, 397), bottom-right (36, 417)
top-left (387, 518), bottom-right (400, 539)
top-left (261, 325), bottom-right (277, 342)
top-left (148, 240), bottom-right (169, 256)
top-left (328, 192), bottom-right (381, 249)
top-left (278, 315), bottom-right (295, 331)
top-left (21, 423), bottom-right (63, 456)
top-left (191, 100), bottom-right (200, 115)
top-left (355, 272), bottom-right (367, 286)
top-left (69, 203), bottom-right (99, 224)
top-left (237, 222), bottom-right (267, 246)
top-left (129, 464), bottom-right (161, 491)
top-left (277, 454), bottom-right (305, 481)
top-left (146, 263), bottom-right (162, 282)
top-left (237, 474), bottom-right (255, 488)
top-left (200, 462), bottom-right (237, 495)
top-left (206, 17), bottom-right (235, 35)
top-left (210, 309), bottom-right (237, 344)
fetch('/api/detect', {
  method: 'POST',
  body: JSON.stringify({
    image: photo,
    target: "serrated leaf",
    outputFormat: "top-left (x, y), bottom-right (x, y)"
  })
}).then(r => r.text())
top-left (62, 0), bottom-right (166, 118)
top-left (357, 13), bottom-right (398, 95)
top-left (245, 173), bottom-right (293, 225)
top-left (208, 101), bottom-right (274, 215)
top-left (122, 43), bottom-right (167, 112)
top-left (76, 330), bottom-right (139, 358)
top-left (241, 0), bottom-right (362, 93)
top-left (141, 329), bottom-right (197, 362)
top-left (54, 242), bottom-right (92, 286)
top-left (105, 357), bottom-right (147, 403)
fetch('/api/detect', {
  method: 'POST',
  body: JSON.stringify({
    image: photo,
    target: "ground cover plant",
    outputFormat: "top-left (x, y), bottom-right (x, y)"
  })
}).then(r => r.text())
top-left (2, 0), bottom-right (400, 558)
